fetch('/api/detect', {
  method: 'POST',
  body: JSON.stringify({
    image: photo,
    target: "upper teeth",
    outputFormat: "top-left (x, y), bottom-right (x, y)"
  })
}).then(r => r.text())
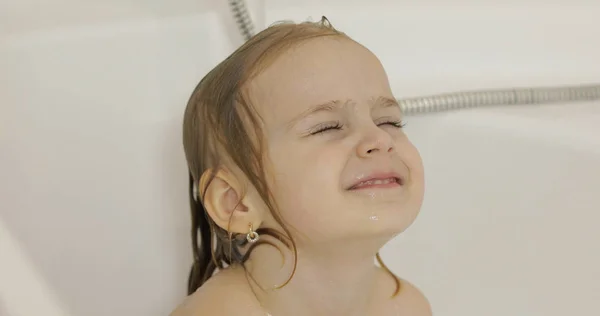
top-left (356, 178), bottom-right (397, 187)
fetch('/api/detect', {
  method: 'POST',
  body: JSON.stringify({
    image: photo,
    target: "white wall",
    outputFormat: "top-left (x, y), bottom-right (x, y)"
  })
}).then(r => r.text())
top-left (1, 1), bottom-right (599, 315)
top-left (1, 1), bottom-right (263, 315)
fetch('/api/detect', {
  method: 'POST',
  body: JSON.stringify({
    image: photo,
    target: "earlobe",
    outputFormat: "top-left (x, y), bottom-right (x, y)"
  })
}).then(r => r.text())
top-left (199, 168), bottom-right (256, 234)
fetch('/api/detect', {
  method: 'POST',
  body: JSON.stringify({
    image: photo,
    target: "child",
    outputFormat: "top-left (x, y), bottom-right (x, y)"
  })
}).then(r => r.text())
top-left (173, 16), bottom-right (430, 316)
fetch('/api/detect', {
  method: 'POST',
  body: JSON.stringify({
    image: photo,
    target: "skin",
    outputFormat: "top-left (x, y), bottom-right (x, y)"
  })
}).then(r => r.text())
top-left (172, 36), bottom-right (429, 316)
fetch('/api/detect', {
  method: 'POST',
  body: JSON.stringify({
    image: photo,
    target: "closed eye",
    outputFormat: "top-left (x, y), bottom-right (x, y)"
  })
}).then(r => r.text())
top-left (308, 120), bottom-right (404, 136)
top-left (309, 121), bottom-right (344, 135)
top-left (378, 120), bottom-right (406, 128)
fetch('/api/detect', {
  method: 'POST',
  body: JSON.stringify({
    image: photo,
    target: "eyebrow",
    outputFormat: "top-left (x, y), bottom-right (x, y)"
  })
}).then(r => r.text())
top-left (285, 96), bottom-right (401, 128)
top-left (373, 96), bottom-right (401, 109)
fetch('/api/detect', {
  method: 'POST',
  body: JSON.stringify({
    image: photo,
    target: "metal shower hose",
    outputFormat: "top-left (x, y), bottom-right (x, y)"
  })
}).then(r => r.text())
top-left (228, 0), bottom-right (600, 115)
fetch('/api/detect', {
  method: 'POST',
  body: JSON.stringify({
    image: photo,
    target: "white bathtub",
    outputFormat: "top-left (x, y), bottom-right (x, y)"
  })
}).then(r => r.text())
top-left (381, 101), bottom-right (600, 315)
top-left (1, 1), bottom-right (599, 316)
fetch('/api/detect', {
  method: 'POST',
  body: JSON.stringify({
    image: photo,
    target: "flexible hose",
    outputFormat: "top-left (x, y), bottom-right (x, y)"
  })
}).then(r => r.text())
top-left (399, 84), bottom-right (600, 115)
top-left (228, 0), bottom-right (256, 41)
top-left (227, 1), bottom-right (600, 114)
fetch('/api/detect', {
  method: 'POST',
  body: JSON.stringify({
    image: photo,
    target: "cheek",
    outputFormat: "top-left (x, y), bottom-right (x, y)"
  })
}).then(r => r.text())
top-left (267, 145), bottom-right (344, 229)
top-left (401, 140), bottom-right (425, 201)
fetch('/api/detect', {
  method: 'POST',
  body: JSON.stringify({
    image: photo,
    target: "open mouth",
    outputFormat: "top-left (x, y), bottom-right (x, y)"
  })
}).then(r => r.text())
top-left (349, 177), bottom-right (403, 190)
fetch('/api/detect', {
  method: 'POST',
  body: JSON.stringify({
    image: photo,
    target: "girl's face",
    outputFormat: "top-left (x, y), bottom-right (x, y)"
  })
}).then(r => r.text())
top-left (249, 37), bottom-right (424, 246)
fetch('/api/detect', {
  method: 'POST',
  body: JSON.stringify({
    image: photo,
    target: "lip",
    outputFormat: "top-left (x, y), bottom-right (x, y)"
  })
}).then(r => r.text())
top-left (346, 171), bottom-right (404, 190)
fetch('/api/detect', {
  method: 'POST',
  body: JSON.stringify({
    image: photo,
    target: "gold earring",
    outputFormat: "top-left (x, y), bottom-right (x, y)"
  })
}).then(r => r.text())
top-left (246, 223), bottom-right (259, 243)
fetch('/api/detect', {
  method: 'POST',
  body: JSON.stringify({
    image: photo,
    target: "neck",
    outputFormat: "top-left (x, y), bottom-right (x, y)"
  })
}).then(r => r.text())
top-left (243, 238), bottom-right (390, 316)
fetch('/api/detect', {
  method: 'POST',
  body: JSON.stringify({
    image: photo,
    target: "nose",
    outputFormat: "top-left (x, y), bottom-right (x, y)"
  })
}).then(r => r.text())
top-left (356, 125), bottom-right (395, 158)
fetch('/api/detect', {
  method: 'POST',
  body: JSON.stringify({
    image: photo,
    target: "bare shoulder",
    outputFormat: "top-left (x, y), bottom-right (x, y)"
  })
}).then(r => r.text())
top-left (169, 268), bottom-right (262, 316)
top-left (168, 280), bottom-right (228, 316)
top-left (394, 278), bottom-right (433, 316)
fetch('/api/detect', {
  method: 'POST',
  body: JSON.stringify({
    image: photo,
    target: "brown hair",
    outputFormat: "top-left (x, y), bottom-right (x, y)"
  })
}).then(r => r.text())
top-left (182, 17), bottom-right (400, 296)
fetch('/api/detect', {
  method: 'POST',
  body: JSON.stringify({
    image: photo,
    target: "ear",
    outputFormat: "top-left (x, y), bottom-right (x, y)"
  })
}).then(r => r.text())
top-left (199, 168), bottom-right (262, 234)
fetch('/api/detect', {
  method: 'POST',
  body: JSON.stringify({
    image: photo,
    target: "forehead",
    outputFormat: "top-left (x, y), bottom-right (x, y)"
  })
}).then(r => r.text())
top-left (248, 37), bottom-right (393, 127)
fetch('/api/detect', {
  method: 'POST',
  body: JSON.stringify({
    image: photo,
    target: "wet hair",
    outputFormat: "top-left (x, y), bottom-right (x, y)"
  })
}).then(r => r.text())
top-left (182, 16), bottom-right (400, 296)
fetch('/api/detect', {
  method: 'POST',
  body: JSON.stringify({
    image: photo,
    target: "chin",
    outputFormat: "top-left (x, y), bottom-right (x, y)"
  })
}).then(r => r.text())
top-left (353, 204), bottom-right (421, 240)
